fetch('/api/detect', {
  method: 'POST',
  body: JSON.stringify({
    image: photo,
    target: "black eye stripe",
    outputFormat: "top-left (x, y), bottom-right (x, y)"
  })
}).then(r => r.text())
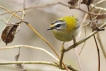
top-left (51, 20), bottom-right (65, 29)
top-left (55, 24), bottom-right (61, 27)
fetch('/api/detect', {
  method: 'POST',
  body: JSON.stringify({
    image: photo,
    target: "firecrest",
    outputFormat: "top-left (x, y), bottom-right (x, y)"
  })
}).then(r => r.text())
top-left (47, 15), bottom-right (80, 42)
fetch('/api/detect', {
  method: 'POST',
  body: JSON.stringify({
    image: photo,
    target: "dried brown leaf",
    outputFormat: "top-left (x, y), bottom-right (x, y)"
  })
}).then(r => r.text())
top-left (68, 0), bottom-right (78, 6)
top-left (1, 22), bottom-right (20, 45)
top-left (81, 0), bottom-right (94, 6)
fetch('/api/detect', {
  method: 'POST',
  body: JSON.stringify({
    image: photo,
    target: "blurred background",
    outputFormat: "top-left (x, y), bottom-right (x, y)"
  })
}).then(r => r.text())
top-left (0, 0), bottom-right (106, 71)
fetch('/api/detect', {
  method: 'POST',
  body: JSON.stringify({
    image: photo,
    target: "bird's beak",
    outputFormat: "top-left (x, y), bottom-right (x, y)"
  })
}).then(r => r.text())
top-left (47, 24), bottom-right (55, 30)
top-left (47, 27), bottom-right (54, 30)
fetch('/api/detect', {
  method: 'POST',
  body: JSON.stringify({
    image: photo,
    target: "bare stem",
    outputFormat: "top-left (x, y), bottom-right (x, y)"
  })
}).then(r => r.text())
top-left (0, 45), bottom-right (58, 61)
top-left (96, 33), bottom-right (106, 59)
top-left (65, 21), bottom-right (106, 52)
top-left (59, 42), bottom-right (65, 68)
top-left (0, 61), bottom-right (57, 66)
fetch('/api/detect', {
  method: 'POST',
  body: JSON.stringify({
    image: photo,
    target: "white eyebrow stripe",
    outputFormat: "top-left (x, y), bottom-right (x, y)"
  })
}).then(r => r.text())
top-left (54, 22), bottom-right (61, 26)
top-left (54, 21), bottom-right (65, 26)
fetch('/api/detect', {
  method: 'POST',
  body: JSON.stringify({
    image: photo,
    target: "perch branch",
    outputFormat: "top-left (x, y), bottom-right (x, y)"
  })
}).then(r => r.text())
top-left (65, 21), bottom-right (106, 52)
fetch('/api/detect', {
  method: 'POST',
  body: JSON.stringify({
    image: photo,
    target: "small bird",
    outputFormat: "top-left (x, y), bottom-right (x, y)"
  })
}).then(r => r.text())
top-left (47, 15), bottom-right (80, 42)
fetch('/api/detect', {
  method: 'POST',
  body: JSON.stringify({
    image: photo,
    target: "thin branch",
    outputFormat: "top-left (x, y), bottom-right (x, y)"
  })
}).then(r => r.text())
top-left (88, 5), bottom-right (100, 71)
top-left (93, 35), bottom-right (100, 71)
top-left (22, 0), bottom-right (25, 20)
top-left (0, 2), bottom-right (62, 15)
top-left (0, 45), bottom-right (58, 61)
top-left (79, 27), bottom-right (86, 55)
top-left (15, 47), bottom-right (27, 71)
top-left (94, 9), bottom-right (106, 59)
top-left (91, 0), bottom-right (106, 10)
top-left (6, 11), bottom-right (18, 23)
top-left (91, 4), bottom-right (106, 11)
top-left (96, 33), bottom-right (106, 59)
top-left (0, 61), bottom-right (79, 71)
top-left (0, 18), bottom-right (7, 22)
top-left (75, 48), bottom-right (83, 71)
top-left (0, 2), bottom-right (106, 16)
top-left (71, 34), bottom-right (83, 71)
top-left (65, 21), bottom-right (106, 52)
top-left (0, 61), bottom-right (57, 66)
top-left (79, 11), bottom-right (88, 55)
top-left (59, 42), bottom-right (65, 68)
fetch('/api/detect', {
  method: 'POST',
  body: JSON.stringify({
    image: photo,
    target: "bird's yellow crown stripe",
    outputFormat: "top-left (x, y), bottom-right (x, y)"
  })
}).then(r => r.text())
top-left (59, 15), bottom-right (77, 32)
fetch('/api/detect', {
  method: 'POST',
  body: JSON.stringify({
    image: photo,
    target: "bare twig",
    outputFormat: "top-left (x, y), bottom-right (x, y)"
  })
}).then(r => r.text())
top-left (74, 40), bottom-right (83, 71)
top-left (0, 2), bottom-right (106, 16)
top-left (0, 60), bottom-right (79, 71)
top-left (59, 42), bottom-right (65, 68)
top-left (15, 47), bottom-right (27, 71)
top-left (0, 18), bottom-right (7, 22)
top-left (75, 48), bottom-right (83, 71)
top-left (96, 33), bottom-right (106, 59)
top-left (87, 6), bottom-right (100, 71)
top-left (0, 61), bottom-right (57, 66)
top-left (91, 4), bottom-right (106, 11)
top-left (78, 11), bottom-right (88, 55)
top-left (94, 35), bottom-right (100, 71)
top-left (94, 9), bottom-right (106, 60)
top-left (91, 0), bottom-right (106, 10)
top-left (0, 45), bottom-right (58, 61)
top-left (79, 27), bottom-right (86, 55)
top-left (65, 21), bottom-right (106, 52)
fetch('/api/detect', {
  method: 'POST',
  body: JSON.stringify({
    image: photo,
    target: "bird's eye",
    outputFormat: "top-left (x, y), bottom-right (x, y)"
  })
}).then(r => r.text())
top-left (55, 24), bottom-right (61, 27)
